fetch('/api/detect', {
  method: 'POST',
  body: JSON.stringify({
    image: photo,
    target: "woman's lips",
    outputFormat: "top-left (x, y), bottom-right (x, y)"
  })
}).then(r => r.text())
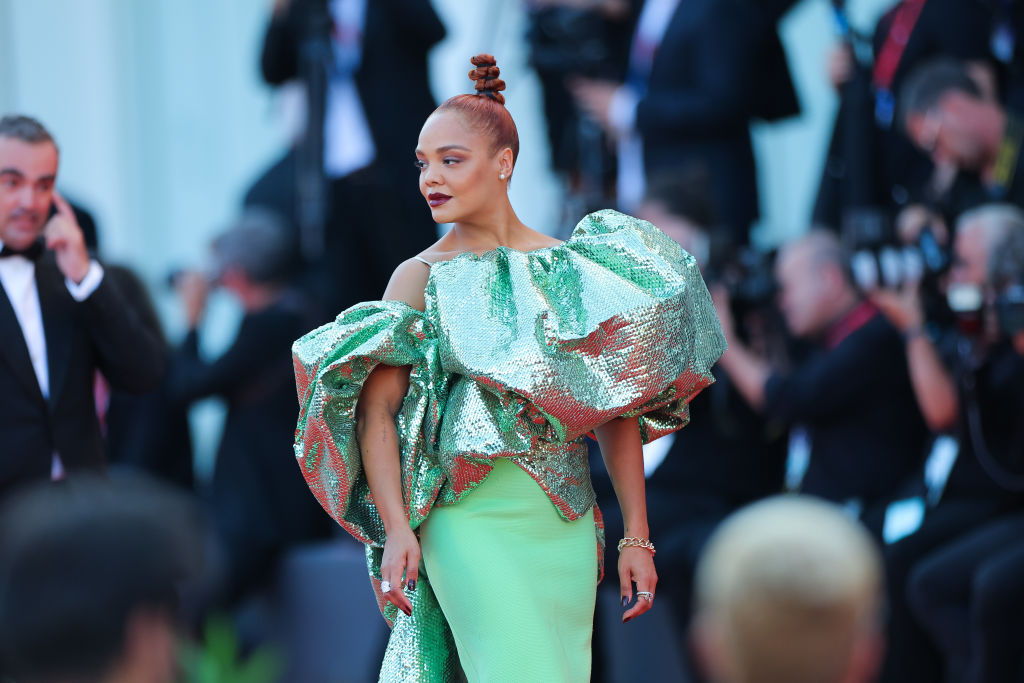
top-left (428, 193), bottom-right (451, 207)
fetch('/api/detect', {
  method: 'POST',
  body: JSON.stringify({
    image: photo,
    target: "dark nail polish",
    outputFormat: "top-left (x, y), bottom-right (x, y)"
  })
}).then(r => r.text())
top-left (621, 596), bottom-right (629, 607)
top-left (408, 579), bottom-right (417, 590)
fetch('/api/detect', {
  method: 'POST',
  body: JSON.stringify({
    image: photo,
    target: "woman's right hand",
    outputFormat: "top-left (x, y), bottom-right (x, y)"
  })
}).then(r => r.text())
top-left (379, 525), bottom-right (421, 617)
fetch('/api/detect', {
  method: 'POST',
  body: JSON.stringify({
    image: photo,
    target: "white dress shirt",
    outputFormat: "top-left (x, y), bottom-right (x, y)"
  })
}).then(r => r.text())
top-left (611, 0), bottom-right (682, 210)
top-left (324, 0), bottom-right (376, 178)
top-left (0, 241), bottom-right (104, 478)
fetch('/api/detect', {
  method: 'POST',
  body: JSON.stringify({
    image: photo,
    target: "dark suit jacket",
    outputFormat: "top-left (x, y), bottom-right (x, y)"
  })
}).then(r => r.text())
top-left (167, 293), bottom-right (331, 598)
top-left (260, 0), bottom-right (445, 177)
top-left (637, 0), bottom-right (799, 242)
top-left (763, 311), bottom-right (929, 506)
top-left (0, 255), bottom-right (164, 494)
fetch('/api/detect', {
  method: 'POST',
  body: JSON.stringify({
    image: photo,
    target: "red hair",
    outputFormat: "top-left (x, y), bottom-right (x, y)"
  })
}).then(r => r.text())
top-left (435, 54), bottom-right (519, 169)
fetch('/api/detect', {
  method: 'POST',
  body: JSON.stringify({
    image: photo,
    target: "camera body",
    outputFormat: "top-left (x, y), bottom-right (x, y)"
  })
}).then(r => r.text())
top-left (842, 207), bottom-right (965, 332)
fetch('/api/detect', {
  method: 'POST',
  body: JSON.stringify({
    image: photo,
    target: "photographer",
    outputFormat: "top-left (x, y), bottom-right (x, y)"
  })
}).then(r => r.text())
top-left (901, 58), bottom-right (1024, 210)
top-left (712, 230), bottom-right (928, 515)
top-left (168, 209), bottom-right (331, 608)
top-left (815, 0), bottom-right (997, 230)
top-left (893, 218), bottom-right (1024, 683)
top-left (869, 203), bottom-right (1024, 683)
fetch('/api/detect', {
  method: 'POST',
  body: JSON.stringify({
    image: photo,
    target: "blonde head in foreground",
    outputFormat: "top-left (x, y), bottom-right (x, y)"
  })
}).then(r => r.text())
top-left (693, 495), bottom-right (885, 683)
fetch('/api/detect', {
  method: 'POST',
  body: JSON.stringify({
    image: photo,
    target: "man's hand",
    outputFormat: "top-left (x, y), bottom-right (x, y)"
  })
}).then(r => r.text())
top-left (175, 271), bottom-right (210, 330)
top-left (896, 204), bottom-right (948, 246)
top-left (826, 43), bottom-right (854, 90)
top-left (44, 191), bottom-right (91, 284)
top-left (870, 282), bottom-right (924, 334)
top-left (570, 78), bottom-right (620, 135)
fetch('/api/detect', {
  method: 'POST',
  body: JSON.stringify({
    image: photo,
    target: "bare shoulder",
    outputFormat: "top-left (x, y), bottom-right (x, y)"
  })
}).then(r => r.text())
top-left (521, 227), bottom-right (563, 250)
top-left (383, 258), bottom-right (431, 312)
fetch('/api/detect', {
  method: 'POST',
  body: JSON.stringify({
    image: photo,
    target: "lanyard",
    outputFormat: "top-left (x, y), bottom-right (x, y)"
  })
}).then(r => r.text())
top-left (990, 115), bottom-right (1023, 199)
top-left (872, 0), bottom-right (928, 128)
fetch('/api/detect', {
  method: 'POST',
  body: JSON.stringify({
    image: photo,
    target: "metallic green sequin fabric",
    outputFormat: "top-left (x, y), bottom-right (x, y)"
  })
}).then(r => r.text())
top-left (292, 210), bottom-right (726, 682)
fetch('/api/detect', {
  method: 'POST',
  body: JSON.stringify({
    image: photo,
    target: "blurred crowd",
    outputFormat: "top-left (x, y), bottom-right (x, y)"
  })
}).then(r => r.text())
top-left (2, 0), bottom-right (1024, 682)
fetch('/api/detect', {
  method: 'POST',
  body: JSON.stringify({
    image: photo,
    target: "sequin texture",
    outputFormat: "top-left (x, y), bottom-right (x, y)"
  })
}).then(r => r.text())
top-left (292, 210), bottom-right (726, 681)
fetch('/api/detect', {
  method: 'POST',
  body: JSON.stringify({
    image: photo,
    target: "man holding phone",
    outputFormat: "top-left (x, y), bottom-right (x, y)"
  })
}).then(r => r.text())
top-left (0, 115), bottom-right (163, 495)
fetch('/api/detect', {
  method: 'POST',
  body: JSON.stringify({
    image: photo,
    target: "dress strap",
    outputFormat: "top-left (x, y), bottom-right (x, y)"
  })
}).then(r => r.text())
top-left (412, 255), bottom-right (434, 267)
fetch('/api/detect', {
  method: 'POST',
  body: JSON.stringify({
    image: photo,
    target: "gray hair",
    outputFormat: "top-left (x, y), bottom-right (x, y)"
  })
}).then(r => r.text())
top-left (0, 115), bottom-right (57, 149)
top-left (211, 207), bottom-right (294, 284)
top-left (782, 229), bottom-right (856, 288)
top-left (958, 203), bottom-right (1024, 284)
top-left (990, 225), bottom-right (1024, 288)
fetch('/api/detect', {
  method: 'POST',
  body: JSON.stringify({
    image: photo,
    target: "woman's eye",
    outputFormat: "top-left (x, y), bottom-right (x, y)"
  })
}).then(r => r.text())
top-left (443, 158), bottom-right (460, 165)
top-left (414, 160), bottom-right (427, 170)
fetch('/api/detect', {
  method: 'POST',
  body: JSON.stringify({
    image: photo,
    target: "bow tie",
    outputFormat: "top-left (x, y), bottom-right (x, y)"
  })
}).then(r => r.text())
top-left (0, 240), bottom-right (46, 262)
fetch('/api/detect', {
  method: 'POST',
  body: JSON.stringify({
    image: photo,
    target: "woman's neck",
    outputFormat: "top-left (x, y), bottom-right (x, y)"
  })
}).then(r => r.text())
top-left (449, 199), bottom-right (529, 252)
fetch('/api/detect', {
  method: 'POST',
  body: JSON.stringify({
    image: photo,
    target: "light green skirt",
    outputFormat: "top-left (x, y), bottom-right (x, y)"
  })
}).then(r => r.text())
top-left (419, 458), bottom-right (597, 683)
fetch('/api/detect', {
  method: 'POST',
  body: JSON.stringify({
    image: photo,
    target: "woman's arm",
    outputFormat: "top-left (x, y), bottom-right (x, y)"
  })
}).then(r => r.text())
top-left (354, 258), bottom-right (432, 616)
top-left (357, 364), bottom-right (417, 616)
top-left (595, 416), bottom-right (657, 622)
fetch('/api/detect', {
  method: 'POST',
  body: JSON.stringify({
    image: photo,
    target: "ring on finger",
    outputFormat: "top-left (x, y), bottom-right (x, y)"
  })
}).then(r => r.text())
top-left (381, 580), bottom-right (392, 593)
top-left (636, 591), bottom-right (654, 602)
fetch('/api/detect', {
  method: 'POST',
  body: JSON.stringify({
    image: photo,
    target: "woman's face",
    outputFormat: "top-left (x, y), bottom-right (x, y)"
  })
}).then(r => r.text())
top-left (415, 110), bottom-right (510, 224)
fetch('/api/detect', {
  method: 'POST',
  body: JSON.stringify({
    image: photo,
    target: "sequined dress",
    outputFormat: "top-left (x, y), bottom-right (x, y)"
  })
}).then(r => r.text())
top-left (292, 210), bottom-right (726, 681)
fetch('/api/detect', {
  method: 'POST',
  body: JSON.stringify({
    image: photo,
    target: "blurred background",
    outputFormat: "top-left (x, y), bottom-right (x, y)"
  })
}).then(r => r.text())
top-left (0, 0), bottom-right (888, 469)
top-left (3, 0), bottom-right (1024, 681)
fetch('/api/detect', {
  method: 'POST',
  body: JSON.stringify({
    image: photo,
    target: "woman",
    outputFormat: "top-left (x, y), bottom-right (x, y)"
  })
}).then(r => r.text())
top-left (293, 55), bottom-right (725, 682)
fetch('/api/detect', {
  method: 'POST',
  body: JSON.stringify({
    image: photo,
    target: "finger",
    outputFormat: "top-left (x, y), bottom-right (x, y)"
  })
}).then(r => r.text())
top-left (405, 546), bottom-right (420, 591)
top-left (390, 559), bottom-right (413, 616)
top-left (52, 190), bottom-right (74, 219)
top-left (390, 588), bottom-right (413, 617)
top-left (619, 567), bottom-right (633, 609)
top-left (43, 224), bottom-right (66, 249)
top-left (381, 565), bottom-right (411, 616)
top-left (623, 578), bottom-right (656, 622)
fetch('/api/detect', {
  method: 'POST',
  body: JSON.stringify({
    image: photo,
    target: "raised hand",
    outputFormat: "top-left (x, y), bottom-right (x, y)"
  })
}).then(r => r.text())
top-left (44, 191), bottom-right (91, 284)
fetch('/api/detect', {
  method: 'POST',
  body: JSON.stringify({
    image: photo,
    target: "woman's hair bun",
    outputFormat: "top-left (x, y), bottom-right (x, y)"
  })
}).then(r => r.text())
top-left (468, 54), bottom-right (506, 105)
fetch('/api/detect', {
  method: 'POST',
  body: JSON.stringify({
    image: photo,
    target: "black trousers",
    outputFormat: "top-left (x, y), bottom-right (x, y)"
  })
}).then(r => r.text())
top-left (908, 512), bottom-right (1024, 683)
top-left (879, 498), bottom-right (1004, 683)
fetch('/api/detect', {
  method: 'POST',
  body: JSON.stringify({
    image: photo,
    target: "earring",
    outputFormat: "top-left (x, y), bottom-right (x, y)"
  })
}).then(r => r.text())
top-left (499, 173), bottom-right (506, 180)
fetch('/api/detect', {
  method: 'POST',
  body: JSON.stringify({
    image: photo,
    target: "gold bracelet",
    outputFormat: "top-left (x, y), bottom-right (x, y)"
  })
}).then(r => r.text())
top-left (617, 536), bottom-right (656, 556)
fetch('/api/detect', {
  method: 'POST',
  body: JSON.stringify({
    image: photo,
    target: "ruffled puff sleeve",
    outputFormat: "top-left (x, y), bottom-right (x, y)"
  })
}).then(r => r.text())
top-left (572, 211), bottom-right (728, 442)
top-left (292, 300), bottom-right (448, 548)
top-left (431, 209), bottom-right (727, 447)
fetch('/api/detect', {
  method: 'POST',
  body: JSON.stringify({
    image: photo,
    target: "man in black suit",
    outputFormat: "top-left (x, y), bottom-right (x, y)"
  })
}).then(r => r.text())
top-left (251, 0), bottom-right (446, 312)
top-left (714, 230), bottom-right (929, 513)
top-left (0, 115), bottom-right (163, 495)
top-left (572, 0), bottom-right (799, 243)
top-left (168, 209), bottom-right (331, 605)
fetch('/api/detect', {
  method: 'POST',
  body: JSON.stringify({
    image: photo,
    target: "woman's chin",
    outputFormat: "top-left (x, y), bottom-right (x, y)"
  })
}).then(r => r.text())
top-left (429, 205), bottom-right (458, 223)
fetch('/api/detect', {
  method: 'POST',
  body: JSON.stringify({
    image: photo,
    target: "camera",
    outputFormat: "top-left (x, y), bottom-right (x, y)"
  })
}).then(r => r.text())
top-left (842, 207), bottom-right (961, 329)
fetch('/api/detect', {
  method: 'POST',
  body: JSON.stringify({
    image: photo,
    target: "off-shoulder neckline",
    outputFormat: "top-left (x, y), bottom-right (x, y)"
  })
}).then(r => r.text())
top-left (416, 241), bottom-right (565, 268)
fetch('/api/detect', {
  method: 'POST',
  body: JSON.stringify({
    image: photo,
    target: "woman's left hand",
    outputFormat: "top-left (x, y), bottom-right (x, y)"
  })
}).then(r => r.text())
top-left (619, 546), bottom-right (657, 623)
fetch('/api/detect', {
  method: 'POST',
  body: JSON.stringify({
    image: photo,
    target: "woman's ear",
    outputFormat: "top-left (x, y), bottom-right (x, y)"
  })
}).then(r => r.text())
top-left (499, 147), bottom-right (514, 179)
